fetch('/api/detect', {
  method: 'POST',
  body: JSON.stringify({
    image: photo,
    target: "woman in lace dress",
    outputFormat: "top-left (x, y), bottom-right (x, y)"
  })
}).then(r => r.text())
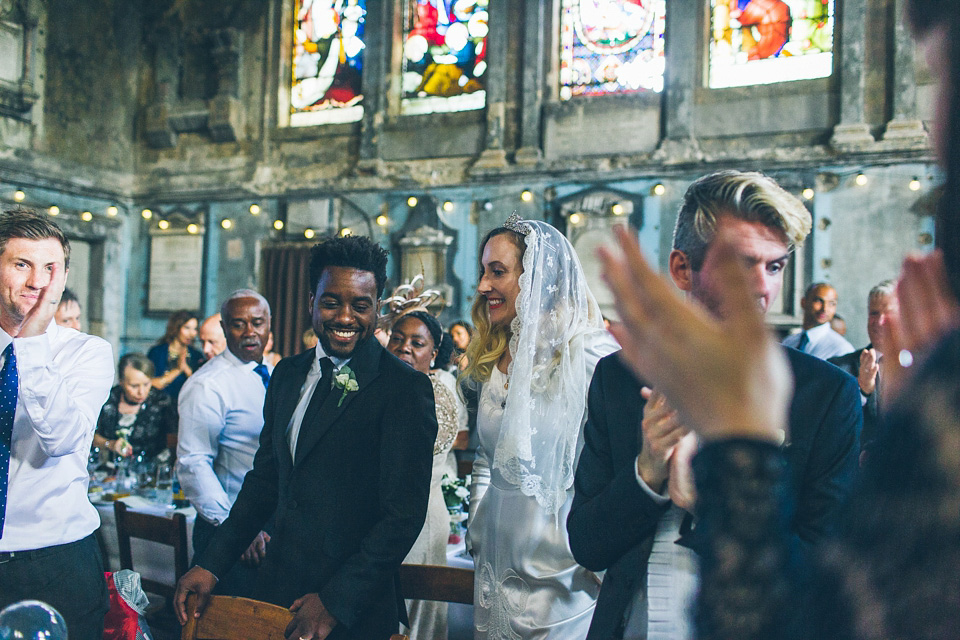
top-left (389, 311), bottom-right (463, 640)
top-left (462, 215), bottom-right (618, 640)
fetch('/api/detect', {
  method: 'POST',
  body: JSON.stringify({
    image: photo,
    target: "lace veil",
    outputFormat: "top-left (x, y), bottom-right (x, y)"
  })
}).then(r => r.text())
top-left (491, 219), bottom-right (615, 514)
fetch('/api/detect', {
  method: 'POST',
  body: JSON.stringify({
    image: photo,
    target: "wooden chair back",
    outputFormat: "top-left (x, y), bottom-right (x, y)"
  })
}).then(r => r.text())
top-left (398, 564), bottom-right (474, 605)
top-left (181, 595), bottom-right (293, 640)
top-left (113, 500), bottom-right (189, 600)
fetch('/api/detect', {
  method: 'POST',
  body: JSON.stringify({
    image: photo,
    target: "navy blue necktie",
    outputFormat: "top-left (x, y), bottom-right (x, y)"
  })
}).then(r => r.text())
top-left (253, 363), bottom-right (270, 390)
top-left (0, 343), bottom-right (19, 537)
top-left (796, 331), bottom-right (810, 353)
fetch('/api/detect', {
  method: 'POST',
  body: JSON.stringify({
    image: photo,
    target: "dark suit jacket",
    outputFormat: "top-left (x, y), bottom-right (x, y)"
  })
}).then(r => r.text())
top-left (196, 337), bottom-right (438, 640)
top-left (828, 346), bottom-right (881, 451)
top-left (568, 347), bottom-right (861, 640)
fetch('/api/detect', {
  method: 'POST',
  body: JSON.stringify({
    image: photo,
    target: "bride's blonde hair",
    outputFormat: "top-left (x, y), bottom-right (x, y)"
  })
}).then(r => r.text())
top-left (461, 227), bottom-right (526, 384)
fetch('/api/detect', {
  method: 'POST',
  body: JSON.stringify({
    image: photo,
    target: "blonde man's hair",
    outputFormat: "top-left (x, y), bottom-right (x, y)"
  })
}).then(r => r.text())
top-left (672, 170), bottom-right (812, 270)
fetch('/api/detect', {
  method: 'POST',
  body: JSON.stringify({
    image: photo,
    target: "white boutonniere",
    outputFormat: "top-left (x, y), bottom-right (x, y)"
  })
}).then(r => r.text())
top-left (332, 364), bottom-right (360, 407)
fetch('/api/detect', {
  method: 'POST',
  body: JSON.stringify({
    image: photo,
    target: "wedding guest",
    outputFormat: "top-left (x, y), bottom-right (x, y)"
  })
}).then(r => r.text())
top-left (95, 353), bottom-right (177, 459)
top-left (463, 215), bottom-right (618, 639)
top-left (448, 320), bottom-right (472, 370)
top-left (388, 311), bottom-right (462, 640)
top-left (262, 331), bottom-right (282, 367)
top-left (198, 313), bottom-right (226, 362)
top-left (596, 2), bottom-right (960, 634)
top-left (54, 287), bottom-right (81, 331)
top-left (177, 290), bottom-right (273, 597)
top-left (0, 208), bottom-right (114, 638)
top-left (149, 310), bottom-right (203, 402)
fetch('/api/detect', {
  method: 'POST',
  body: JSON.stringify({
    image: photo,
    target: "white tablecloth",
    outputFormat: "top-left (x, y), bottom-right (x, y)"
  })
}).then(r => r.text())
top-left (94, 496), bottom-right (196, 589)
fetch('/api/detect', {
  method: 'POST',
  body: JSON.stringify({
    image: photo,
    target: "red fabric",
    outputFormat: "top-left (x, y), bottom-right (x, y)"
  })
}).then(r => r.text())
top-left (102, 572), bottom-right (141, 640)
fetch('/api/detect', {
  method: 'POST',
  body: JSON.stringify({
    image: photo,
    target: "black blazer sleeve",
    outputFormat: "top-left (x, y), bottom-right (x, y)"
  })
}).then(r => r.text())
top-left (568, 355), bottom-right (670, 572)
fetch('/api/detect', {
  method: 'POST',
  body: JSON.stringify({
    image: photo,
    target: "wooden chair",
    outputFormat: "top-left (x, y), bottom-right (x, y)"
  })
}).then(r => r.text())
top-left (181, 595), bottom-right (293, 640)
top-left (114, 500), bottom-right (189, 601)
top-left (398, 564), bottom-right (474, 605)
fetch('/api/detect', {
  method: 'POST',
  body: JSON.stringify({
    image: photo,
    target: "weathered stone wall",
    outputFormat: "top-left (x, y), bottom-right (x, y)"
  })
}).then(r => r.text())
top-left (0, 0), bottom-right (944, 356)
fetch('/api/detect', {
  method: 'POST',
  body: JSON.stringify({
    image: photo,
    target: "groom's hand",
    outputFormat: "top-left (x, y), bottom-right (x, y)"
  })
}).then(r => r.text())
top-left (286, 593), bottom-right (337, 640)
top-left (174, 566), bottom-right (218, 625)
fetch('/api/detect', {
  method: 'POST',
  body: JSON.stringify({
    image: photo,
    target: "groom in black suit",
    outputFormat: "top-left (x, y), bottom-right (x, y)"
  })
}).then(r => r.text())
top-left (175, 236), bottom-right (438, 640)
top-left (568, 171), bottom-right (861, 640)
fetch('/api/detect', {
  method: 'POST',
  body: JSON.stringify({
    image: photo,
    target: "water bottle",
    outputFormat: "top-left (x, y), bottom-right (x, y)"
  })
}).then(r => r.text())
top-left (171, 465), bottom-right (189, 509)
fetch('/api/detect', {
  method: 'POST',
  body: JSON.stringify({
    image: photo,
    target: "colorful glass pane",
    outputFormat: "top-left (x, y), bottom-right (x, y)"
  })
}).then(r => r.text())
top-left (558, 0), bottom-right (666, 100)
top-left (401, 0), bottom-right (488, 115)
top-left (709, 0), bottom-right (834, 88)
top-left (290, 0), bottom-right (366, 126)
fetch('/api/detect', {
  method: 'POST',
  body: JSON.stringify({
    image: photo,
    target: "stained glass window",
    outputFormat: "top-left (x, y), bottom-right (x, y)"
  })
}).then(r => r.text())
top-left (558, 0), bottom-right (666, 100)
top-left (709, 0), bottom-right (834, 88)
top-left (401, 0), bottom-right (488, 115)
top-left (290, 0), bottom-right (366, 126)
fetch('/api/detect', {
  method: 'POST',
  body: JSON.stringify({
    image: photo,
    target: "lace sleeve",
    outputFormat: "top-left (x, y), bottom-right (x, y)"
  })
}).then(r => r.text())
top-left (692, 439), bottom-right (798, 640)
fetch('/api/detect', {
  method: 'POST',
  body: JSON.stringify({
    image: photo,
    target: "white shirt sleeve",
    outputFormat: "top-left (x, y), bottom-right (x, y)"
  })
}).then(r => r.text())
top-left (15, 332), bottom-right (114, 457)
top-left (177, 378), bottom-right (232, 524)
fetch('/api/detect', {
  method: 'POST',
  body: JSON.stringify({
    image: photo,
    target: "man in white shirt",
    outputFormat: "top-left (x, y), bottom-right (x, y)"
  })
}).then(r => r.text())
top-left (0, 208), bottom-right (114, 638)
top-left (782, 282), bottom-right (855, 359)
top-left (177, 290), bottom-right (273, 596)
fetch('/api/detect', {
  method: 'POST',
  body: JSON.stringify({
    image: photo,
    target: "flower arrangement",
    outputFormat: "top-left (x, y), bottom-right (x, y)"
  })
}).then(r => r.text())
top-left (442, 473), bottom-right (470, 543)
top-left (332, 365), bottom-right (360, 407)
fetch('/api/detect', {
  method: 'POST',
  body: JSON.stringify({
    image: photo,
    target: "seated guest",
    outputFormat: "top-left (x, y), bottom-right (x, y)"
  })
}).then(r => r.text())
top-left (54, 287), bottom-right (81, 331)
top-left (829, 280), bottom-right (898, 459)
top-left (569, 170), bottom-right (860, 640)
top-left (263, 331), bottom-right (282, 366)
top-left (388, 311), bottom-right (462, 640)
top-left (302, 327), bottom-right (319, 350)
top-left (177, 290), bottom-right (274, 596)
top-left (149, 310), bottom-right (203, 402)
top-left (95, 353), bottom-right (178, 459)
top-left (830, 313), bottom-right (847, 337)
top-left (448, 319), bottom-right (472, 370)
top-left (782, 282), bottom-right (855, 359)
top-left (198, 312), bottom-right (226, 362)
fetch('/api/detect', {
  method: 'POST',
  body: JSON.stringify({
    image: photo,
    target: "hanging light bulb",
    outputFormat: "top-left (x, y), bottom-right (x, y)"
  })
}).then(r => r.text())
top-left (158, 220), bottom-right (170, 230)
top-left (81, 211), bottom-right (93, 222)
top-left (273, 220), bottom-right (284, 230)
top-left (106, 206), bottom-right (118, 217)
top-left (909, 177), bottom-right (921, 191)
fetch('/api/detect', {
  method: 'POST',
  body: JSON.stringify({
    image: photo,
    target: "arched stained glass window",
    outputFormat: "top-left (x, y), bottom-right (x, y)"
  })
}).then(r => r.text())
top-left (401, 0), bottom-right (488, 115)
top-left (558, 0), bottom-right (666, 100)
top-left (709, 0), bottom-right (834, 88)
top-left (290, 0), bottom-right (366, 126)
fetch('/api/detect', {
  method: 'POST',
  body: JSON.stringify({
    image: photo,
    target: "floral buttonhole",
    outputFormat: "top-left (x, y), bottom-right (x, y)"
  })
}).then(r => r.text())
top-left (333, 364), bottom-right (360, 407)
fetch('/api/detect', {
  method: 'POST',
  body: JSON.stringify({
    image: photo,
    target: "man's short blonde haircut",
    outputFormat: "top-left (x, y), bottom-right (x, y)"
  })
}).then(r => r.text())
top-left (672, 170), bottom-right (812, 270)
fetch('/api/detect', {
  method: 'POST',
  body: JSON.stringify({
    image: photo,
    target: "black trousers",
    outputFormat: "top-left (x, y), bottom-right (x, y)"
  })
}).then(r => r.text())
top-left (0, 533), bottom-right (109, 640)
top-left (191, 517), bottom-right (259, 598)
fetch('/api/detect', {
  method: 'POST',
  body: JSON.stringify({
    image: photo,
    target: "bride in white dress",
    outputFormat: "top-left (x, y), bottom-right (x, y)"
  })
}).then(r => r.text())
top-left (462, 215), bottom-right (619, 640)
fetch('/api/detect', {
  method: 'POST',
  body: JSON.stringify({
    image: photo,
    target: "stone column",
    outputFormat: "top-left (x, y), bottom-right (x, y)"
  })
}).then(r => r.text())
top-left (883, 0), bottom-right (927, 141)
top-left (357, 0), bottom-right (388, 170)
top-left (472, 0), bottom-right (509, 171)
top-left (514, 0), bottom-right (546, 166)
top-left (830, 0), bottom-right (874, 146)
top-left (654, 0), bottom-right (702, 163)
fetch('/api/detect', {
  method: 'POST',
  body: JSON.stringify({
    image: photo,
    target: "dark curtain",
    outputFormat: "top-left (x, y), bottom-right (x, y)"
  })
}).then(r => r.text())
top-left (261, 243), bottom-right (314, 358)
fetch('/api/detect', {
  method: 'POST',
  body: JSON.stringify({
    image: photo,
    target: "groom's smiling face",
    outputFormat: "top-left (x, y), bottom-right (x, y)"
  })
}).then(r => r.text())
top-left (310, 266), bottom-right (380, 358)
